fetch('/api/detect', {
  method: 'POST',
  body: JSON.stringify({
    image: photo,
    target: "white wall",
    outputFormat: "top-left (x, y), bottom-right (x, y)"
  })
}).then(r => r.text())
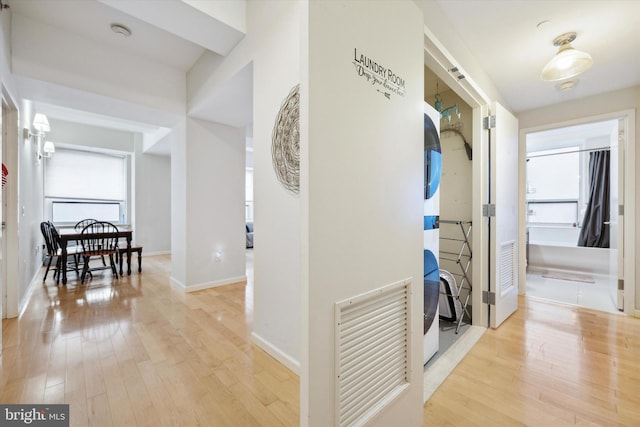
top-left (17, 101), bottom-right (45, 313)
top-left (134, 139), bottom-right (171, 254)
top-left (437, 89), bottom-right (473, 221)
top-left (187, 0), bottom-right (304, 371)
top-left (47, 119), bottom-right (135, 153)
top-left (170, 118), bottom-right (245, 290)
top-left (1, 5), bottom-right (14, 95)
top-left (250, 1), bottom-right (301, 372)
top-left (170, 122), bottom-right (187, 286)
top-left (518, 85), bottom-right (640, 310)
top-left (302, 1), bottom-right (424, 425)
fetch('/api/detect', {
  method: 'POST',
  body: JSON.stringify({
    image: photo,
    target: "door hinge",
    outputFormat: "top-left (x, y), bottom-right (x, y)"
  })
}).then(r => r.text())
top-left (483, 115), bottom-right (496, 129)
top-left (482, 291), bottom-right (496, 305)
top-left (482, 203), bottom-right (496, 217)
top-left (619, 205), bottom-right (624, 216)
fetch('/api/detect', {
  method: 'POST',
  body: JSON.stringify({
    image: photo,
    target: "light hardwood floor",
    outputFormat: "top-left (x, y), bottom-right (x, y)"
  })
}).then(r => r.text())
top-left (2, 255), bottom-right (640, 426)
top-left (1, 255), bottom-right (298, 426)
top-left (424, 296), bottom-right (640, 426)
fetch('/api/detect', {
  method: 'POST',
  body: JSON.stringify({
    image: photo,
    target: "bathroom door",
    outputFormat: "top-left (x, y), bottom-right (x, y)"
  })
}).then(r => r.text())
top-left (610, 120), bottom-right (624, 310)
top-left (488, 102), bottom-right (519, 328)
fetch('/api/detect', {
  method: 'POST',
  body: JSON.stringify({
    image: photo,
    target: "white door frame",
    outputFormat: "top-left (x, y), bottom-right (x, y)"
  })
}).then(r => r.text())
top-left (424, 28), bottom-right (494, 327)
top-left (518, 109), bottom-right (636, 316)
top-left (2, 86), bottom-right (19, 319)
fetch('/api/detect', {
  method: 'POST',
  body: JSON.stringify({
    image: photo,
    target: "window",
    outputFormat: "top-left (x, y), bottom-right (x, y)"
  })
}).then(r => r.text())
top-left (45, 148), bottom-right (128, 224)
top-left (526, 147), bottom-right (582, 226)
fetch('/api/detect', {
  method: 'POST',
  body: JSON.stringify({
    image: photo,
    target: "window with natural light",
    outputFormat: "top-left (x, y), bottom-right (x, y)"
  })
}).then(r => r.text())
top-left (526, 146), bottom-right (585, 246)
top-left (44, 148), bottom-right (127, 225)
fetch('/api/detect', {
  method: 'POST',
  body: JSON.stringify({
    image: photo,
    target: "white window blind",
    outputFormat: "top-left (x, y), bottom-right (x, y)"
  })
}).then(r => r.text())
top-left (45, 149), bottom-right (126, 201)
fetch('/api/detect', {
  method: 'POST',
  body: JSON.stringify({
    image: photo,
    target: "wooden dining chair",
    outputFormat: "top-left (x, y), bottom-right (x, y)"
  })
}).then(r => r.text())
top-left (74, 218), bottom-right (99, 231)
top-left (79, 221), bottom-right (120, 283)
top-left (74, 218), bottom-right (107, 267)
top-left (40, 221), bottom-right (82, 283)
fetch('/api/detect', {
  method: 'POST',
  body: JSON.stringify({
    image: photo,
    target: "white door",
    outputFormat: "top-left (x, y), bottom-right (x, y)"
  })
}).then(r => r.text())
top-left (610, 120), bottom-right (624, 310)
top-left (488, 102), bottom-right (519, 328)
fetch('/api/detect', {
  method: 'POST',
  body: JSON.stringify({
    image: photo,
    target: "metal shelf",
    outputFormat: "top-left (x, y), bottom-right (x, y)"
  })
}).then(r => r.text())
top-left (439, 220), bottom-right (472, 334)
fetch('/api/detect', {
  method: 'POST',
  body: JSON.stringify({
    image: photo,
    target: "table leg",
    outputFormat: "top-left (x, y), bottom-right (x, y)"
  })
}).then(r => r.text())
top-left (61, 245), bottom-right (68, 285)
top-left (127, 238), bottom-right (132, 276)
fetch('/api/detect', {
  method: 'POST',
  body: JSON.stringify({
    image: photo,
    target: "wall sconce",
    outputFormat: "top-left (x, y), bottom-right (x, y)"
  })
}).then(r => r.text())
top-left (33, 113), bottom-right (50, 133)
top-left (24, 113), bottom-right (55, 161)
top-left (42, 140), bottom-right (56, 158)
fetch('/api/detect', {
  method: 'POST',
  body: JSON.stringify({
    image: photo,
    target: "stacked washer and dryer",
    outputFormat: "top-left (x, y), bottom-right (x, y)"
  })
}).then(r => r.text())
top-left (423, 103), bottom-right (441, 364)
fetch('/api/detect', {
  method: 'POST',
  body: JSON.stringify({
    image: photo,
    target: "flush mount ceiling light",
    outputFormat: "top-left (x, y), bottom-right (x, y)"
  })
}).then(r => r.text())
top-left (541, 32), bottom-right (593, 81)
top-left (556, 79), bottom-right (579, 92)
top-left (110, 23), bottom-right (132, 37)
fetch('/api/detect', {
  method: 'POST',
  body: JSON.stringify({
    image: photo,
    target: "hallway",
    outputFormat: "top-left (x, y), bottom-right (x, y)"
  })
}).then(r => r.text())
top-left (2, 255), bottom-right (640, 426)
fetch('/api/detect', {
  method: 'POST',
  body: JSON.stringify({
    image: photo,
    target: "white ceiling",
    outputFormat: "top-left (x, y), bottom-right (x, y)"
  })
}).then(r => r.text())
top-left (9, 0), bottom-right (208, 72)
top-left (423, 0), bottom-right (640, 113)
top-left (7, 0), bottom-right (640, 155)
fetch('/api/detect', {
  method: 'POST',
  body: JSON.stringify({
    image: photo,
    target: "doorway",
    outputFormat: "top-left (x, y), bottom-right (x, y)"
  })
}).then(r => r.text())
top-left (523, 114), bottom-right (634, 315)
top-left (423, 65), bottom-right (474, 364)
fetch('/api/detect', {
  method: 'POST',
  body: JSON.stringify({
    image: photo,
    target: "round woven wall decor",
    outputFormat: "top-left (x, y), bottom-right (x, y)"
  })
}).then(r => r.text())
top-left (271, 84), bottom-right (300, 195)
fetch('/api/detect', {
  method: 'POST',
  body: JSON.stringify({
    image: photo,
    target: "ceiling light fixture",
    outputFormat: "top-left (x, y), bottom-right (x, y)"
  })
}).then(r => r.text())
top-left (556, 79), bottom-right (579, 92)
top-left (541, 32), bottom-right (593, 81)
top-left (110, 23), bottom-right (132, 37)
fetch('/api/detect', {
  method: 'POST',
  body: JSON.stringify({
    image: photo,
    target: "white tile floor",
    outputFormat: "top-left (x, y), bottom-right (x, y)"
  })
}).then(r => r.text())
top-left (526, 268), bottom-right (619, 314)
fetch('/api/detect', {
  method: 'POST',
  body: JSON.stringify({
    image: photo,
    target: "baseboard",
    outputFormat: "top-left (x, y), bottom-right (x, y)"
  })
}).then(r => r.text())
top-left (251, 331), bottom-right (300, 376)
top-left (169, 276), bottom-right (186, 290)
top-left (18, 268), bottom-right (42, 319)
top-left (140, 250), bottom-right (170, 257)
top-left (174, 275), bottom-right (247, 293)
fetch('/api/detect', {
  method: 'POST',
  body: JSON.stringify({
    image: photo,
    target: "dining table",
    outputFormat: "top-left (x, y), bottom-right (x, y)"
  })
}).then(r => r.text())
top-left (59, 228), bottom-right (133, 285)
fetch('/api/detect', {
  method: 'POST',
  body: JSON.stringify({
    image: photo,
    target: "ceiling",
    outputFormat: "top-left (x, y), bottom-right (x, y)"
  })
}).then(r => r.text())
top-left (420, 0), bottom-right (640, 113)
top-left (9, 0), bottom-right (209, 72)
top-left (7, 0), bottom-right (640, 154)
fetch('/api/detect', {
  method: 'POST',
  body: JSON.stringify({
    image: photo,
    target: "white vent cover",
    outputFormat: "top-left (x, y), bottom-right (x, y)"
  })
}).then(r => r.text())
top-left (335, 279), bottom-right (412, 427)
top-left (500, 240), bottom-right (515, 294)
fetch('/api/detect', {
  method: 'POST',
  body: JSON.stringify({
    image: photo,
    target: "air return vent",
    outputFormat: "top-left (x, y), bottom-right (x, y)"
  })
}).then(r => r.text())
top-left (335, 279), bottom-right (412, 427)
top-left (500, 241), bottom-right (515, 294)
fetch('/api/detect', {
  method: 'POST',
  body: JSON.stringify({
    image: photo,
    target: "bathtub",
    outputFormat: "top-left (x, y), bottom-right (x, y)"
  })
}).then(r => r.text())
top-left (527, 226), bottom-right (613, 275)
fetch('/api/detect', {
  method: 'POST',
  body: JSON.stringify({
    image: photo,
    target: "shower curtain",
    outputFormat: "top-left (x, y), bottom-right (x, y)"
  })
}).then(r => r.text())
top-left (578, 150), bottom-right (610, 248)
